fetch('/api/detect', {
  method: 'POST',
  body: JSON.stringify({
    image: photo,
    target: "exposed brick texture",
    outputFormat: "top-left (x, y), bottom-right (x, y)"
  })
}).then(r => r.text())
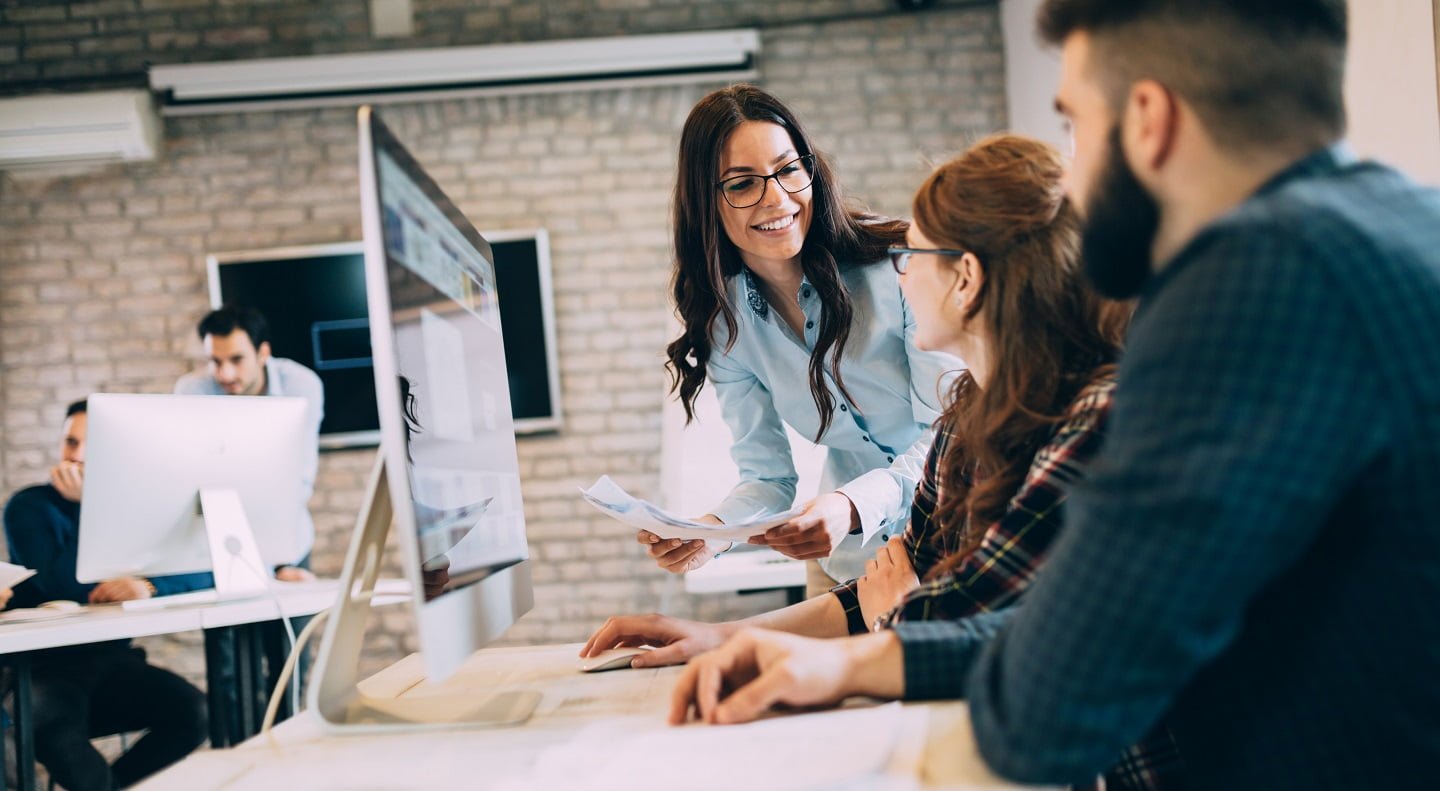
top-left (0, 1), bottom-right (1005, 691)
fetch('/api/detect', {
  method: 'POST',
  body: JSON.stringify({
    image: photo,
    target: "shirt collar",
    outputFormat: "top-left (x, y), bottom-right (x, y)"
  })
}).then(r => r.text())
top-left (741, 268), bottom-right (815, 320)
top-left (1139, 142), bottom-right (1353, 303)
top-left (1252, 142), bottom-right (1354, 199)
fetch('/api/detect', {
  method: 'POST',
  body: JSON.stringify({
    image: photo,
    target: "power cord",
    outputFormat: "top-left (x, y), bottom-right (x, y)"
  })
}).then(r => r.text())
top-left (259, 585), bottom-right (390, 742)
top-left (228, 552), bottom-right (304, 717)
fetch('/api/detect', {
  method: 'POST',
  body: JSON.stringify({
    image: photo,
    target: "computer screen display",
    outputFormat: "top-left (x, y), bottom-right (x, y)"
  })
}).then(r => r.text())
top-left (367, 113), bottom-right (530, 601)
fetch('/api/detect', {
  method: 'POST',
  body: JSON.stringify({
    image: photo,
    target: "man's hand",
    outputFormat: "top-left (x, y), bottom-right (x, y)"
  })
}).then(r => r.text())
top-left (275, 566), bottom-right (316, 583)
top-left (0, 586), bottom-right (12, 609)
top-left (749, 492), bottom-right (858, 561)
top-left (89, 577), bottom-right (153, 604)
top-left (639, 516), bottom-right (728, 574)
top-left (421, 556), bottom-right (450, 600)
top-left (49, 461), bottom-right (84, 503)
top-left (581, 613), bottom-right (734, 667)
top-left (669, 628), bottom-right (904, 725)
top-left (858, 536), bottom-right (920, 629)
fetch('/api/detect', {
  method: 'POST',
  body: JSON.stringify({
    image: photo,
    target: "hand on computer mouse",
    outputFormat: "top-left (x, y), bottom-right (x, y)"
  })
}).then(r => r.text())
top-left (89, 577), bottom-right (154, 604)
top-left (581, 613), bottom-right (733, 667)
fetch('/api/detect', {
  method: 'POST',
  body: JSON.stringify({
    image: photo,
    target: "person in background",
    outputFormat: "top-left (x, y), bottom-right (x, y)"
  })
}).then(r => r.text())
top-left (670, 1), bottom-right (1440, 788)
top-left (3, 399), bottom-right (208, 791)
top-left (175, 304), bottom-right (325, 734)
top-left (175, 304), bottom-right (323, 579)
top-left (645, 84), bottom-right (957, 595)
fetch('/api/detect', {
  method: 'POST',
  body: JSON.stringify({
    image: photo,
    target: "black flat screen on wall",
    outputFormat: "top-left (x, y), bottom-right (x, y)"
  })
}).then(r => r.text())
top-left (207, 233), bottom-right (561, 448)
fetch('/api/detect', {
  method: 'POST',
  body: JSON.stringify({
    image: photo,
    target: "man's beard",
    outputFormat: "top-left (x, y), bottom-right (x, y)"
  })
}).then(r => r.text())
top-left (1081, 127), bottom-right (1161, 299)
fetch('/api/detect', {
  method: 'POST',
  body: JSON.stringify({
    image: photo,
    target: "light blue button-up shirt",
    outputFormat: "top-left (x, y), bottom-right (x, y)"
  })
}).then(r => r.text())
top-left (175, 356), bottom-right (324, 563)
top-left (707, 260), bottom-right (961, 582)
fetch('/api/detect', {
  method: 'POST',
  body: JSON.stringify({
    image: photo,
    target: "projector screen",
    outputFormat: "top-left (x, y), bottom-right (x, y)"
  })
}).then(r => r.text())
top-left (205, 231), bottom-right (561, 448)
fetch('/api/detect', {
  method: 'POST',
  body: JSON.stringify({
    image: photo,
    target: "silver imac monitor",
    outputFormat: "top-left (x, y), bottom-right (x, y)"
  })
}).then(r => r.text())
top-left (76, 393), bottom-right (308, 595)
top-left (360, 106), bottom-right (533, 684)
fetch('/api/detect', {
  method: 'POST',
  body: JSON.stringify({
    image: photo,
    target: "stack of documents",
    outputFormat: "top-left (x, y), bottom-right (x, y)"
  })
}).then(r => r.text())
top-left (581, 475), bottom-right (801, 542)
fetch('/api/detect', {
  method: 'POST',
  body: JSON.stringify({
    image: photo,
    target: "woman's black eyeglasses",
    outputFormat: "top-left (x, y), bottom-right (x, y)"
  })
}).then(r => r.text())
top-left (716, 154), bottom-right (816, 209)
top-left (887, 246), bottom-right (970, 275)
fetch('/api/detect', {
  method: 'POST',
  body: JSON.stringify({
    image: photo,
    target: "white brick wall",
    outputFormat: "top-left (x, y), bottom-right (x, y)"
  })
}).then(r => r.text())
top-left (0, 4), bottom-right (1006, 686)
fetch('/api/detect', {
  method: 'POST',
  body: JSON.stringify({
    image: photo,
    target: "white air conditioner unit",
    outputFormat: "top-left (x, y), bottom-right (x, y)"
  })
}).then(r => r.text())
top-left (0, 90), bottom-right (161, 171)
top-left (150, 29), bottom-right (761, 116)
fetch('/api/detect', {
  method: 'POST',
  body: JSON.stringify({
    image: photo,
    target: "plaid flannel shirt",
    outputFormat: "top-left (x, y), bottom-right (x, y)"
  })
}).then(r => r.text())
top-left (831, 374), bottom-right (1183, 790)
top-left (831, 374), bottom-right (1115, 628)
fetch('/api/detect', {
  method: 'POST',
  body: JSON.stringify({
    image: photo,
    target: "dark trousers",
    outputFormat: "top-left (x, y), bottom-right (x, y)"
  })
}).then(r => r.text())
top-left (30, 644), bottom-right (206, 791)
top-left (205, 555), bottom-right (314, 745)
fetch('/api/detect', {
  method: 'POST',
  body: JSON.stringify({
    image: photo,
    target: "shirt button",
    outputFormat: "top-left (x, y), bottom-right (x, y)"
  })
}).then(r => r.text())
top-left (886, 456), bottom-right (894, 462)
top-left (802, 288), bottom-right (811, 298)
top-left (839, 404), bottom-right (848, 412)
top-left (805, 320), bottom-right (814, 329)
top-left (862, 435), bottom-right (870, 442)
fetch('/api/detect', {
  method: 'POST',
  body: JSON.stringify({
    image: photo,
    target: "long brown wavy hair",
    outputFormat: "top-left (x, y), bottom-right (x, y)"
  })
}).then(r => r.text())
top-left (917, 135), bottom-right (1129, 574)
top-left (664, 84), bottom-right (906, 441)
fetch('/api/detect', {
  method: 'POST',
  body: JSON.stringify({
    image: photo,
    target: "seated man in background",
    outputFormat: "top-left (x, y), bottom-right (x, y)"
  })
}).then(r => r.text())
top-left (175, 304), bottom-right (325, 734)
top-left (3, 399), bottom-right (208, 791)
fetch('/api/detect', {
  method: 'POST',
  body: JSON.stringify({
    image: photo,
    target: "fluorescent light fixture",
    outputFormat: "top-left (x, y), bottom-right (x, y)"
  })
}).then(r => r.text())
top-left (150, 29), bottom-right (760, 116)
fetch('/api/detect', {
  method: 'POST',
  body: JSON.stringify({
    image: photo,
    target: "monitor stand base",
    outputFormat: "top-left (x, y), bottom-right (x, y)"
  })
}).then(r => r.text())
top-left (307, 455), bottom-right (539, 733)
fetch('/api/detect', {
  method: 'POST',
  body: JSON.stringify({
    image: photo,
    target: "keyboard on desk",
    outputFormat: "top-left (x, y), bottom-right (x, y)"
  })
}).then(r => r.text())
top-left (120, 589), bottom-right (221, 611)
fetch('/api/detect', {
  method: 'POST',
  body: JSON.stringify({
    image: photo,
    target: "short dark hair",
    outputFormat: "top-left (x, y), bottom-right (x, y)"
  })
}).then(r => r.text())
top-left (65, 399), bottom-right (87, 418)
top-left (1038, 0), bottom-right (1348, 153)
top-left (197, 305), bottom-right (270, 348)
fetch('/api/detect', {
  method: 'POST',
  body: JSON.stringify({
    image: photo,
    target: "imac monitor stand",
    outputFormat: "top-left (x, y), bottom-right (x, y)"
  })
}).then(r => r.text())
top-left (310, 105), bottom-right (538, 732)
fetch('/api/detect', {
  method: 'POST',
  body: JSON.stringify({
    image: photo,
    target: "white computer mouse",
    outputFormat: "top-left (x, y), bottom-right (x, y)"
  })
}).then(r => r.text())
top-left (38, 600), bottom-right (82, 612)
top-left (578, 646), bottom-right (652, 673)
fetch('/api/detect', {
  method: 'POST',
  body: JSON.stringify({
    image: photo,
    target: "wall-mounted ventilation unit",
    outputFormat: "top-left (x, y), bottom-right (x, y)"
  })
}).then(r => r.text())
top-left (0, 90), bottom-right (161, 170)
top-left (149, 29), bottom-right (760, 116)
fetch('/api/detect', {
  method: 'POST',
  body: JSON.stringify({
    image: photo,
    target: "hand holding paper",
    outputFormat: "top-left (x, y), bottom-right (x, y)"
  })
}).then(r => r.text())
top-left (0, 561), bottom-right (35, 592)
top-left (580, 476), bottom-right (801, 542)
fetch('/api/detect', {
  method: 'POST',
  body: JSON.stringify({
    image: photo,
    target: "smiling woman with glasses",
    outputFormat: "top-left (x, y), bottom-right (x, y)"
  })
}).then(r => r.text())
top-left (611, 84), bottom-right (959, 596)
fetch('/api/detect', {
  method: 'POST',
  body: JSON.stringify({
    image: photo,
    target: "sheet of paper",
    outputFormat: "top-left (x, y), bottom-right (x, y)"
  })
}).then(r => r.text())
top-left (580, 475), bottom-right (801, 541)
top-left (0, 561), bottom-right (35, 591)
top-left (493, 702), bottom-right (922, 791)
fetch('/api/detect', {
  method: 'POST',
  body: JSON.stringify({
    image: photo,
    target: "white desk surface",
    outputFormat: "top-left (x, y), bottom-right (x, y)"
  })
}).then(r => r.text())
top-left (0, 579), bottom-right (409, 654)
top-left (684, 546), bottom-right (807, 594)
top-left (139, 643), bottom-right (1053, 791)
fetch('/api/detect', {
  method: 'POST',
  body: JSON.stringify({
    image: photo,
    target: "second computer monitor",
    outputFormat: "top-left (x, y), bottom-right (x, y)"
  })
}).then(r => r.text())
top-left (76, 393), bottom-right (309, 584)
top-left (359, 106), bottom-right (533, 683)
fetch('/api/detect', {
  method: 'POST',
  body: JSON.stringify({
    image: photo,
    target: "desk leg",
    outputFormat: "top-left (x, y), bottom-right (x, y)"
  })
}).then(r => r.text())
top-left (12, 654), bottom-right (35, 791)
top-left (235, 625), bottom-right (256, 741)
top-left (204, 627), bottom-right (240, 749)
top-left (785, 586), bottom-right (804, 606)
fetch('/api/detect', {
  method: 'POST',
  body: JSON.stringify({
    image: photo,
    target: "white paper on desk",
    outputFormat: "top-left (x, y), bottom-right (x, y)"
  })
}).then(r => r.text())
top-left (0, 561), bottom-right (35, 591)
top-left (494, 702), bottom-right (922, 791)
top-left (580, 475), bottom-right (801, 542)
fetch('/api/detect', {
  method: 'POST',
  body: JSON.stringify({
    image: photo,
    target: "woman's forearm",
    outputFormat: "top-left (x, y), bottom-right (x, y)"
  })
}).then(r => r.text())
top-left (731, 589), bottom-right (851, 638)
